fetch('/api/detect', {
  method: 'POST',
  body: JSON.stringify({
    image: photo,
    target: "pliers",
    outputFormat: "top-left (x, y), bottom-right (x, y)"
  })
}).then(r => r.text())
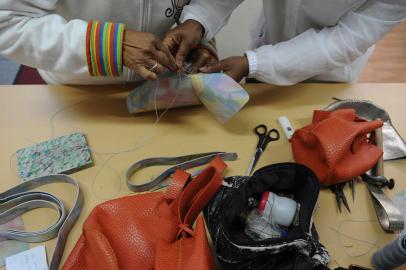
top-left (330, 182), bottom-right (351, 213)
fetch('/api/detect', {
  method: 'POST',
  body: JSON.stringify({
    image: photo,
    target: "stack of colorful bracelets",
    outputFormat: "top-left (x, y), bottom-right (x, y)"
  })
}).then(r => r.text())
top-left (86, 21), bottom-right (125, 77)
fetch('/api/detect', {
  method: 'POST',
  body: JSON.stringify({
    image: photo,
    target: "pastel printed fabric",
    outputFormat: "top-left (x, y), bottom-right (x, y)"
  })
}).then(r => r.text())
top-left (127, 72), bottom-right (199, 113)
top-left (127, 72), bottom-right (249, 123)
top-left (190, 73), bottom-right (249, 123)
top-left (16, 132), bottom-right (93, 181)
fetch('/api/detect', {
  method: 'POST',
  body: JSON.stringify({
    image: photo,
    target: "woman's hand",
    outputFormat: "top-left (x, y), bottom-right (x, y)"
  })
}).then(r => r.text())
top-left (186, 48), bottom-right (218, 74)
top-left (163, 20), bottom-right (205, 69)
top-left (123, 30), bottom-right (177, 80)
top-left (200, 56), bottom-right (249, 82)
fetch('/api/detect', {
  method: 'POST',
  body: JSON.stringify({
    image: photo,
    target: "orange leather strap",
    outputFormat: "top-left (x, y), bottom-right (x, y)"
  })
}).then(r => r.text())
top-left (165, 169), bottom-right (191, 203)
top-left (176, 157), bottom-right (226, 227)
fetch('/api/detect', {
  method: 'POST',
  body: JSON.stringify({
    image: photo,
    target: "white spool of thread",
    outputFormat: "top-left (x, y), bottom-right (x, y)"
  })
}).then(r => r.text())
top-left (257, 191), bottom-right (298, 227)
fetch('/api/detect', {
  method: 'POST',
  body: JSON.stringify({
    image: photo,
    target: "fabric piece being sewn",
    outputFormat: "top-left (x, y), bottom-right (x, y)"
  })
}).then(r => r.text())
top-left (127, 72), bottom-right (249, 123)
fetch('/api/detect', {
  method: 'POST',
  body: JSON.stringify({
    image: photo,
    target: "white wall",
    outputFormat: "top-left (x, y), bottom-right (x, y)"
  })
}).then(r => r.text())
top-left (215, 1), bottom-right (262, 59)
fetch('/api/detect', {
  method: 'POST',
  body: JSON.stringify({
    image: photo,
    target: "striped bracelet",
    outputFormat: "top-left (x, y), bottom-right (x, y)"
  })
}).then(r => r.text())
top-left (86, 21), bottom-right (125, 77)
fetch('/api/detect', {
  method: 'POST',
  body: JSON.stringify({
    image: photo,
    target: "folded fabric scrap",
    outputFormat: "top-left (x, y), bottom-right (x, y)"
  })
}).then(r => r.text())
top-left (16, 132), bottom-right (93, 181)
top-left (127, 72), bottom-right (249, 124)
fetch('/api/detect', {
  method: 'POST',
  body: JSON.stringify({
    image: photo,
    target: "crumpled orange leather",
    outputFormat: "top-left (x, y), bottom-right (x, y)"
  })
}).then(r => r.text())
top-left (291, 109), bottom-right (383, 186)
top-left (62, 157), bottom-right (226, 270)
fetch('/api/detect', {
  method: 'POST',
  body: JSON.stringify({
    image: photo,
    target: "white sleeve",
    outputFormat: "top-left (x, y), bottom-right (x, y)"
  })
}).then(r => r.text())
top-left (0, 0), bottom-right (88, 75)
top-left (246, 0), bottom-right (406, 85)
top-left (180, 0), bottom-right (243, 40)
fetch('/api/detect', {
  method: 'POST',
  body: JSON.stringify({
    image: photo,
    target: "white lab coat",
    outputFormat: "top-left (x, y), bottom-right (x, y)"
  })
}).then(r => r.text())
top-left (0, 0), bottom-right (241, 84)
top-left (245, 0), bottom-right (406, 85)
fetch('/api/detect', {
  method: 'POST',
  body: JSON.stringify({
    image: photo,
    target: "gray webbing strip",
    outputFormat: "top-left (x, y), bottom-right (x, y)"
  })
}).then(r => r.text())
top-left (368, 128), bottom-right (404, 232)
top-left (0, 174), bottom-right (83, 270)
top-left (126, 152), bottom-right (238, 192)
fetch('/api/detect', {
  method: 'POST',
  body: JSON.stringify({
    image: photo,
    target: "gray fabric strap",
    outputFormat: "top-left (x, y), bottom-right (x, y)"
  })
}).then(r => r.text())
top-left (126, 152), bottom-right (238, 192)
top-left (0, 174), bottom-right (83, 270)
top-left (368, 128), bottom-right (404, 232)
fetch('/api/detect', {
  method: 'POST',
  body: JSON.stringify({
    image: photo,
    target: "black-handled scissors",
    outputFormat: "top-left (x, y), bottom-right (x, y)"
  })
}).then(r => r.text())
top-left (246, 124), bottom-right (280, 176)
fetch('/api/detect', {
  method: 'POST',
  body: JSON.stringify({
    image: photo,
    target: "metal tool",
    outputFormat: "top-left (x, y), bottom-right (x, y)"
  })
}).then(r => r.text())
top-left (246, 124), bottom-right (280, 176)
top-left (366, 127), bottom-right (404, 232)
top-left (361, 173), bottom-right (395, 189)
top-left (330, 182), bottom-right (351, 213)
top-left (349, 179), bottom-right (355, 201)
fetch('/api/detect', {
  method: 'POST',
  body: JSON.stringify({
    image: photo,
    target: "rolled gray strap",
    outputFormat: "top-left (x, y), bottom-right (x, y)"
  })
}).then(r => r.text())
top-left (368, 128), bottom-right (404, 232)
top-left (0, 174), bottom-right (83, 270)
top-left (367, 184), bottom-right (404, 231)
top-left (126, 152), bottom-right (238, 192)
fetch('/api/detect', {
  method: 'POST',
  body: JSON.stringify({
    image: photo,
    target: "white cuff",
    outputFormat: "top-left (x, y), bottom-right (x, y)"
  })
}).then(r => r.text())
top-left (245, 50), bottom-right (258, 78)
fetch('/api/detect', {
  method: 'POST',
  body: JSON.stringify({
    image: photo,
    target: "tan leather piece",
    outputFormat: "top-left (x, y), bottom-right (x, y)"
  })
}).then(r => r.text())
top-left (291, 109), bottom-right (383, 186)
top-left (62, 157), bottom-right (226, 270)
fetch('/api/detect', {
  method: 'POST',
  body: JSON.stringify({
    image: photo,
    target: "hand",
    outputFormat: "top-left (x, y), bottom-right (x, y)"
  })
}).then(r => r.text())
top-left (200, 56), bottom-right (249, 82)
top-left (186, 48), bottom-right (218, 74)
top-left (163, 19), bottom-right (204, 69)
top-left (123, 30), bottom-right (177, 80)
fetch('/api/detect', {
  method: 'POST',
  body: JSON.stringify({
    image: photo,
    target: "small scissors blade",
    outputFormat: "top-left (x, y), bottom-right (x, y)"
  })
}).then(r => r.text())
top-left (246, 148), bottom-right (263, 176)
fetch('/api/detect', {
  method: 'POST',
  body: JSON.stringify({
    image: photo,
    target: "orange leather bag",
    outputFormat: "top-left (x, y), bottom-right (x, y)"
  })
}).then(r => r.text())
top-left (62, 157), bottom-right (227, 270)
top-left (291, 109), bottom-right (383, 186)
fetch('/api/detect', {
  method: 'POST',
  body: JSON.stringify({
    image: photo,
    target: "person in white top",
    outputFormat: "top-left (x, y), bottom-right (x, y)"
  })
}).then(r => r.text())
top-left (0, 0), bottom-right (242, 84)
top-left (202, 0), bottom-right (406, 85)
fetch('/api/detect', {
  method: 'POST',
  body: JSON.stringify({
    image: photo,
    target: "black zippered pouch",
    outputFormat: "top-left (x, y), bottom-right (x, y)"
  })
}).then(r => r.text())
top-left (204, 163), bottom-right (330, 270)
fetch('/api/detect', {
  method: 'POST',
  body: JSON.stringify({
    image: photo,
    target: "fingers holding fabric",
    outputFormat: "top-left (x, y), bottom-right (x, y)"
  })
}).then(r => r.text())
top-left (145, 59), bottom-right (165, 74)
top-left (200, 56), bottom-right (249, 82)
top-left (151, 49), bottom-right (176, 73)
top-left (123, 30), bottom-right (177, 79)
top-left (189, 49), bottom-right (217, 74)
top-left (163, 20), bottom-right (205, 69)
top-left (199, 61), bottom-right (223, 73)
top-left (134, 65), bottom-right (158, 81)
top-left (153, 40), bottom-right (177, 71)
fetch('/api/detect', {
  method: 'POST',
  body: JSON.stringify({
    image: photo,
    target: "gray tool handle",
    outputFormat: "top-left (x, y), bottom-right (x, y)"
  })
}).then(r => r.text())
top-left (126, 152), bottom-right (238, 192)
top-left (368, 128), bottom-right (404, 232)
top-left (0, 174), bottom-right (83, 270)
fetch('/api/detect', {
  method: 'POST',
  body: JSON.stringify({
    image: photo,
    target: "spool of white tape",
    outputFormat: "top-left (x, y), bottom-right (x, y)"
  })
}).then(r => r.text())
top-left (278, 116), bottom-right (294, 140)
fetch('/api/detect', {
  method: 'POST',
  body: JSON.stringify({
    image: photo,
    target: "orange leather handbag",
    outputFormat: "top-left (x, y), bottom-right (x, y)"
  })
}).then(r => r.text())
top-left (291, 109), bottom-right (383, 186)
top-left (62, 157), bottom-right (227, 270)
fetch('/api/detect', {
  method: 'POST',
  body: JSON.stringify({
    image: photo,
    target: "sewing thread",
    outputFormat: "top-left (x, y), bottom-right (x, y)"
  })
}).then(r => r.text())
top-left (10, 71), bottom-right (184, 200)
top-left (331, 219), bottom-right (381, 258)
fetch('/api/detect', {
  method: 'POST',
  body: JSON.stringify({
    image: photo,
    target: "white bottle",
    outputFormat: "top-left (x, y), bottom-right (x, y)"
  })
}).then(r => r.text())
top-left (257, 191), bottom-right (298, 227)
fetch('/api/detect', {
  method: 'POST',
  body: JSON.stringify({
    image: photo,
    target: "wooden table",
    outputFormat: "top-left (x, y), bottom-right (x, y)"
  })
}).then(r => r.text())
top-left (1, 83), bottom-right (405, 269)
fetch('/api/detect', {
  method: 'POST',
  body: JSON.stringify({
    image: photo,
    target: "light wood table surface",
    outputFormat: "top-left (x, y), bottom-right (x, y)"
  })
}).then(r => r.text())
top-left (0, 83), bottom-right (405, 269)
